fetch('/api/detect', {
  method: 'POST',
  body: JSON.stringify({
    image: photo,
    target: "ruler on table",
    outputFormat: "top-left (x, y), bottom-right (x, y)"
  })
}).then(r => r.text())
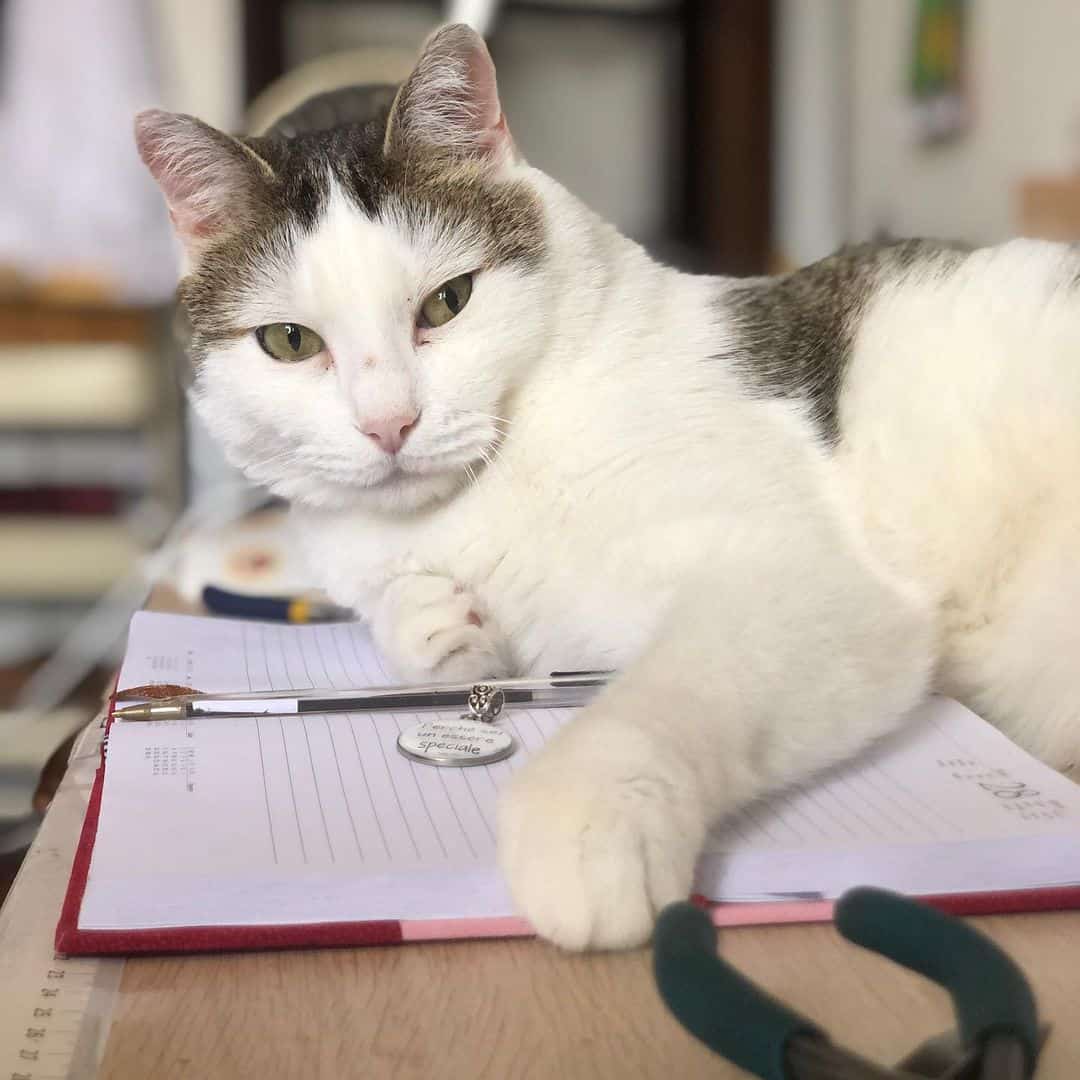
top-left (0, 722), bottom-right (123, 1080)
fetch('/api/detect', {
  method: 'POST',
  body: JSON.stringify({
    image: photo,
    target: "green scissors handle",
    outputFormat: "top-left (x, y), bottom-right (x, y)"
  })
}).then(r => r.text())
top-left (653, 887), bottom-right (1041, 1080)
top-left (653, 899), bottom-right (820, 1080)
top-left (835, 887), bottom-right (1039, 1072)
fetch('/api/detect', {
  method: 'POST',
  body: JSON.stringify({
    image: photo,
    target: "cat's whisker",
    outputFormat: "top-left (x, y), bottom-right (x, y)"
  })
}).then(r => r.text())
top-left (246, 451), bottom-right (304, 475)
top-left (243, 442), bottom-right (307, 468)
top-left (463, 410), bottom-right (514, 432)
top-left (476, 441), bottom-right (514, 485)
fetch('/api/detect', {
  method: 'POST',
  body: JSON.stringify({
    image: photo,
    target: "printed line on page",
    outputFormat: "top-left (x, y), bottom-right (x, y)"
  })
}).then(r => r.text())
top-left (297, 632), bottom-right (319, 692)
top-left (836, 771), bottom-right (911, 838)
top-left (436, 768), bottom-right (478, 858)
top-left (808, 775), bottom-right (895, 843)
top-left (324, 625), bottom-right (352, 688)
top-left (302, 717), bottom-right (336, 863)
top-left (325, 716), bottom-right (364, 860)
top-left (366, 713), bottom-right (420, 859)
top-left (240, 622), bottom-right (252, 686)
top-left (347, 715), bottom-right (391, 860)
top-left (865, 759), bottom-right (960, 835)
top-left (462, 769), bottom-right (496, 843)
top-left (279, 717), bottom-right (308, 863)
top-left (254, 719), bottom-right (280, 864)
top-left (394, 714), bottom-right (449, 858)
top-left (846, 763), bottom-right (944, 839)
top-left (260, 623), bottom-right (273, 689)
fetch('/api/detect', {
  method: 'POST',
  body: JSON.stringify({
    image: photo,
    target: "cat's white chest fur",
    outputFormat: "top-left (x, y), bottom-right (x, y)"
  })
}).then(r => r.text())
top-left (293, 251), bottom-right (768, 678)
top-left (296, 409), bottom-right (693, 676)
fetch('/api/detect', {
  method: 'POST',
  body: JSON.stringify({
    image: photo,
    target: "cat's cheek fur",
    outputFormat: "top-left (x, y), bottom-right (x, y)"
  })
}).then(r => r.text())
top-left (191, 349), bottom-right (362, 510)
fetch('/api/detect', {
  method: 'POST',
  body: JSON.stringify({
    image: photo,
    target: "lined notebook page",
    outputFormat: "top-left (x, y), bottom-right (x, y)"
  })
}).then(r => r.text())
top-left (78, 612), bottom-right (1080, 931)
top-left (700, 696), bottom-right (1080, 900)
top-left (82, 613), bottom-right (565, 929)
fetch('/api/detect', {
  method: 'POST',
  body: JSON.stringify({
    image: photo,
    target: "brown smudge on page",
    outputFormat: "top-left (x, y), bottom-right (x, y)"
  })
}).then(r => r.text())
top-left (115, 683), bottom-right (206, 701)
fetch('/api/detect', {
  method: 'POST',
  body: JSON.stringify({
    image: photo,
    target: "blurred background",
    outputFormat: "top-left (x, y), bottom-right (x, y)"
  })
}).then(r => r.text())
top-left (2, 0), bottom-right (1080, 875)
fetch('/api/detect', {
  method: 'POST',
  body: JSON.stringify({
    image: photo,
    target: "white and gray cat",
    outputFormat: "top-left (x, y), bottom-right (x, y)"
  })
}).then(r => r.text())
top-left (136, 25), bottom-right (1079, 950)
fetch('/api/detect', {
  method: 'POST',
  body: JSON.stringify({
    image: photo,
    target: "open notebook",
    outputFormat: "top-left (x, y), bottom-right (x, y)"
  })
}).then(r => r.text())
top-left (58, 612), bottom-right (1080, 954)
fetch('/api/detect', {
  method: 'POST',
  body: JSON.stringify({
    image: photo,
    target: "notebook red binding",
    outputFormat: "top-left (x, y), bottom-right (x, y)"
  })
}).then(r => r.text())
top-left (55, 696), bottom-right (1080, 956)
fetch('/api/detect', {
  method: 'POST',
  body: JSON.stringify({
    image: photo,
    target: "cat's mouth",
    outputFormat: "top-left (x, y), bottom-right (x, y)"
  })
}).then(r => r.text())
top-left (367, 456), bottom-right (460, 489)
top-left (348, 455), bottom-right (468, 512)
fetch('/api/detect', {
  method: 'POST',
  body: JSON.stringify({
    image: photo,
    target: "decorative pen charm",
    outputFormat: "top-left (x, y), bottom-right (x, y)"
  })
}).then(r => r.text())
top-left (466, 684), bottom-right (505, 723)
top-left (396, 682), bottom-right (515, 769)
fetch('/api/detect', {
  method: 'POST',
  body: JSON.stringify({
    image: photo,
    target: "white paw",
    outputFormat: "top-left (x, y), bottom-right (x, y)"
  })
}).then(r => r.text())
top-left (498, 718), bottom-right (703, 951)
top-left (372, 573), bottom-right (514, 683)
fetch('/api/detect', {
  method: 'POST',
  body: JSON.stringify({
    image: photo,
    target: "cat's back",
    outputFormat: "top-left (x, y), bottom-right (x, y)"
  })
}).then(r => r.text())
top-left (833, 235), bottom-right (1080, 481)
top-left (816, 237), bottom-right (1080, 612)
top-left (722, 235), bottom-right (1080, 463)
top-left (726, 236), bottom-right (1080, 439)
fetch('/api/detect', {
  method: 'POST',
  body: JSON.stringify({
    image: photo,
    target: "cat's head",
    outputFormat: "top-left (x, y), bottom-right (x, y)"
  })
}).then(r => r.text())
top-left (136, 25), bottom-right (552, 512)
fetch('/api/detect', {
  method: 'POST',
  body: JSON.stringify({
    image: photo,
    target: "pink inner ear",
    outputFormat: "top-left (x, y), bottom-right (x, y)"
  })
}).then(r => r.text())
top-left (482, 111), bottom-right (513, 159)
top-left (388, 25), bottom-right (517, 166)
top-left (460, 36), bottom-right (517, 163)
top-left (152, 166), bottom-right (221, 239)
top-left (464, 42), bottom-right (502, 133)
top-left (167, 204), bottom-right (222, 240)
top-left (135, 110), bottom-right (245, 245)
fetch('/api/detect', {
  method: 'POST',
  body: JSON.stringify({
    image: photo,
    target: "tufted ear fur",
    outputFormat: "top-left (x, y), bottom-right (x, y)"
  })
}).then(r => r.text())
top-left (383, 24), bottom-right (518, 169)
top-left (135, 109), bottom-right (275, 256)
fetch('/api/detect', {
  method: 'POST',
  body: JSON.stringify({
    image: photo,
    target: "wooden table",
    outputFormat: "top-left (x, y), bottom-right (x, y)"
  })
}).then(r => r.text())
top-left (5, 592), bottom-right (1080, 1078)
top-left (98, 908), bottom-right (1079, 1079)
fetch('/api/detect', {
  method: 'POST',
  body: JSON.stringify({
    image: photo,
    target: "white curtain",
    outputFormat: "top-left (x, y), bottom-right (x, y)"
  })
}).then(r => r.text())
top-left (0, 0), bottom-right (178, 302)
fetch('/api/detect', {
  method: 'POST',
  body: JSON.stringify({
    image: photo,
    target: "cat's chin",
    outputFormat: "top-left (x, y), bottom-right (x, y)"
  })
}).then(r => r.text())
top-left (271, 466), bottom-right (465, 514)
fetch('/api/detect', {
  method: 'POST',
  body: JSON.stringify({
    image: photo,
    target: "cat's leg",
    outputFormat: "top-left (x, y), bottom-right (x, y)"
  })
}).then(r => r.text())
top-left (371, 572), bottom-right (517, 682)
top-left (940, 516), bottom-right (1080, 777)
top-left (498, 525), bottom-right (934, 950)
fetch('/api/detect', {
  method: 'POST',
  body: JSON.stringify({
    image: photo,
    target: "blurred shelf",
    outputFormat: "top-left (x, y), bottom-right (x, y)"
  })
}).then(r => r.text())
top-left (0, 431), bottom-right (155, 488)
top-left (0, 301), bottom-right (185, 660)
top-left (0, 342), bottom-right (154, 427)
top-left (0, 301), bottom-right (153, 345)
top-left (0, 517), bottom-right (143, 599)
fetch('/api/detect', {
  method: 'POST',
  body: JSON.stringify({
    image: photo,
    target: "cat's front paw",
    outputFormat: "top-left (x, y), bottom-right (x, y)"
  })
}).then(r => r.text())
top-left (372, 573), bottom-right (514, 683)
top-left (498, 720), bottom-right (703, 950)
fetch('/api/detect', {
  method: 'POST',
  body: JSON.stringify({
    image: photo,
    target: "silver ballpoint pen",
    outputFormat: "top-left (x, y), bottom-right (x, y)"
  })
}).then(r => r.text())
top-left (112, 672), bottom-right (611, 722)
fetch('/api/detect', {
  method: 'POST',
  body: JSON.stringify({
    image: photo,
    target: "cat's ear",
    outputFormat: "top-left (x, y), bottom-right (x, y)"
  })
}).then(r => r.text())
top-left (384, 24), bottom-right (517, 168)
top-left (135, 109), bottom-right (275, 255)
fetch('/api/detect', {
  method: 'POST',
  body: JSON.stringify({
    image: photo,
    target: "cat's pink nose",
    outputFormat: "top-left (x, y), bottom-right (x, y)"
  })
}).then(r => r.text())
top-left (360, 411), bottom-right (420, 455)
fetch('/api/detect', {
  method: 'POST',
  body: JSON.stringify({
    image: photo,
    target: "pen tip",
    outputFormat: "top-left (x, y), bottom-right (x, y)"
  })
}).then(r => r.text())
top-left (113, 703), bottom-right (185, 722)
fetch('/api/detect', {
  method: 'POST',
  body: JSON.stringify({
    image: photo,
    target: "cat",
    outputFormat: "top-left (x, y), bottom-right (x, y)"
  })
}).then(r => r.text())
top-left (135, 24), bottom-right (1079, 950)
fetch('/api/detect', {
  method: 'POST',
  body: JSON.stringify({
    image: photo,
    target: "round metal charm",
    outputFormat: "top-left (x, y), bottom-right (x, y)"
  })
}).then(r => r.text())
top-left (397, 716), bottom-right (516, 767)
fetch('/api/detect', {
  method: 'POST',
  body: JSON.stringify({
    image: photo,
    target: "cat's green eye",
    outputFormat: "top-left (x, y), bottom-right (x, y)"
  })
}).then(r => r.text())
top-left (255, 323), bottom-right (325, 362)
top-left (418, 274), bottom-right (473, 329)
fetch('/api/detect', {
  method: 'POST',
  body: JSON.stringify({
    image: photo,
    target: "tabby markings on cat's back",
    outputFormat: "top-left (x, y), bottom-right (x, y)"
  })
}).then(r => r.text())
top-left (724, 240), bottom-right (967, 444)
